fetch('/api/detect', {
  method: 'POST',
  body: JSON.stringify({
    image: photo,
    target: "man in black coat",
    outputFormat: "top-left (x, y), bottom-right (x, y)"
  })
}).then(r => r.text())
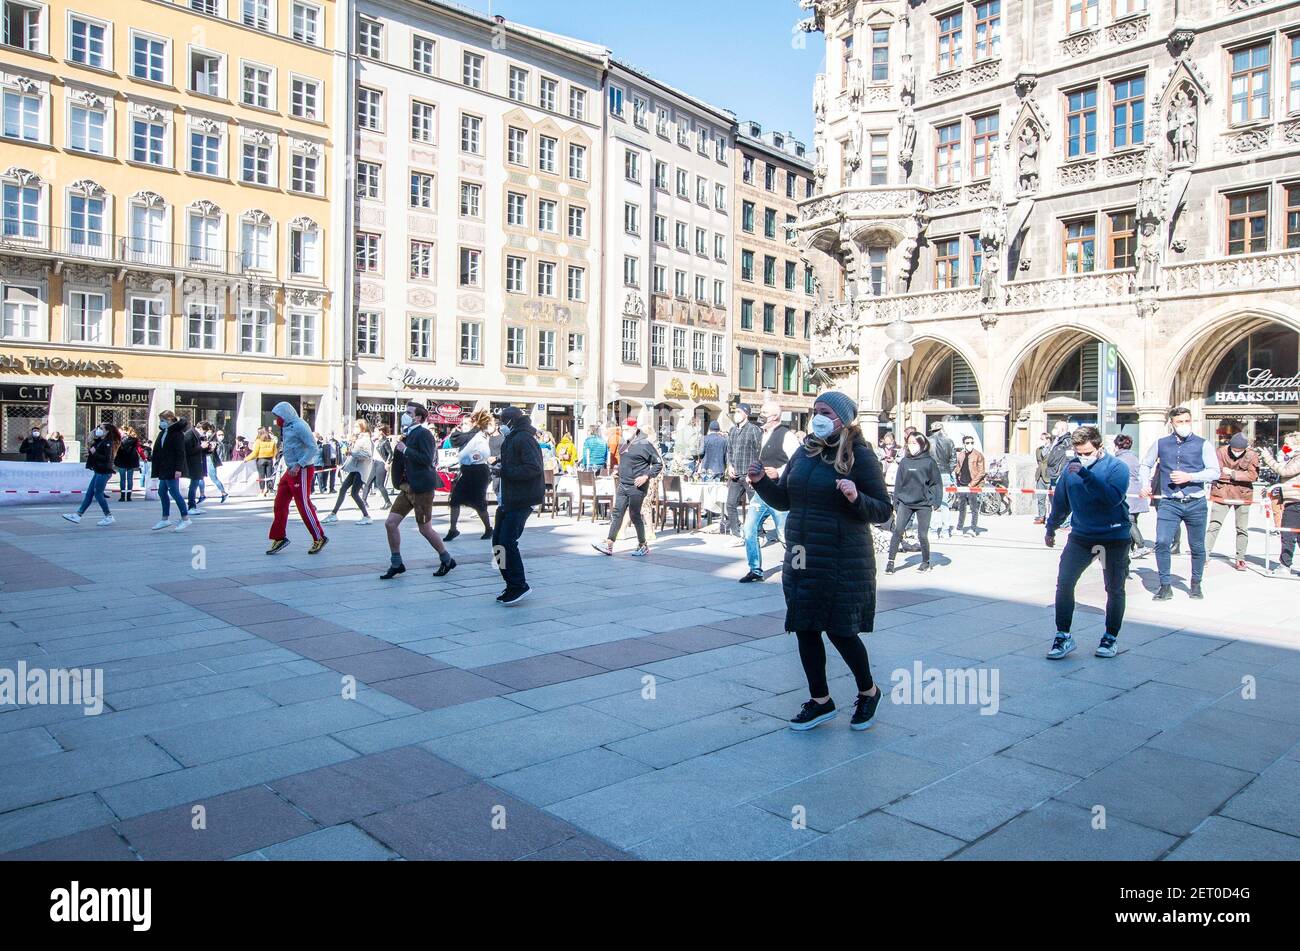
top-left (18, 428), bottom-right (48, 462)
top-left (150, 412), bottom-right (192, 531)
top-left (592, 418), bottom-right (662, 556)
top-left (380, 402), bottom-right (455, 580)
top-left (493, 406), bottom-right (544, 604)
top-left (723, 404), bottom-right (762, 538)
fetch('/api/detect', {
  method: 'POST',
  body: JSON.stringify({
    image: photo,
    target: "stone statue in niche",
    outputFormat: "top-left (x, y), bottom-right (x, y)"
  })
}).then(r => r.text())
top-left (898, 103), bottom-right (916, 165)
top-left (1167, 87), bottom-right (1197, 165)
top-left (813, 139), bottom-right (827, 192)
top-left (813, 73), bottom-right (827, 121)
top-left (846, 56), bottom-right (864, 106)
top-left (897, 215), bottom-right (922, 293)
top-left (1135, 146), bottom-right (1169, 289)
top-left (978, 202), bottom-right (1007, 305)
top-left (843, 122), bottom-right (863, 186)
top-left (1016, 124), bottom-right (1040, 193)
top-left (899, 54), bottom-right (916, 104)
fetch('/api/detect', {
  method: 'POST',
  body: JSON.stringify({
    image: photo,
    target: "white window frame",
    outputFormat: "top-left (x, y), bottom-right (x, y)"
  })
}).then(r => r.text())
top-left (239, 60), bottom-right (274, 110)
top-left (411, 34), bottom-right (435, 74)
top-left (67, 11), bottom-right (111, 70)
top-left (127, 292), bottom-right (166, 349)
top-left (289, 74), bottom-right (320, 120)
top-left (287, 309), bottom-right (319, 358)
top-left (291, 2), bottom-right (321, 46)
top-left (237, 305), bottom-right (272, 355)
top-left (290, 219), bottom-right (320, 278)
top-left (188, 46), bottom-right (225, 99)
top-left (1, 282), bottom-right (44, 341)
top-left (129, 29), bottom-right (168, 84)
top-left (65, 287), bottom-right (107, 344)
top-left (184, 299), bottom-right (221, 353)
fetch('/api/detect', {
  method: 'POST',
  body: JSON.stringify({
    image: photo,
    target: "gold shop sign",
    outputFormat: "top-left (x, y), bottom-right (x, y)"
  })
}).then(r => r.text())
top-left (663, 378), bottom-right (720, 402)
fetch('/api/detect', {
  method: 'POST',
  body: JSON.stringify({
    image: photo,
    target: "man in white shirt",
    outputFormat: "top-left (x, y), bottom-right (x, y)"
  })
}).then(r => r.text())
top-left (740, 402), bottom-right (803, 583)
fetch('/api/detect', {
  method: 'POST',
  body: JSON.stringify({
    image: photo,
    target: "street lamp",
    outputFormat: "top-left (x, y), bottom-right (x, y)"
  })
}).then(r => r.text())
top-left (884, 319), bottom-right (915, 437)
top-left (567, 350), bottom-right (586, 435)
top-left (386, 364), bottom-right (405, 434)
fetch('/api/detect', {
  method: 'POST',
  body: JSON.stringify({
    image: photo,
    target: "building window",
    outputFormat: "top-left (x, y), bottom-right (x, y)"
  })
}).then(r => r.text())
top-left (2, 283), bottom-right (40, 338)
top-left (868, 133), bottom-right (889, 185)
top-left (974, 2), bottom-right (1000, 61)
top-left (505, 255), bottom-right (526, 293)
top-left (2, 180), bottom-right (39, 238)
top-left (870, 28), bottom-right (889, 82)
top-left (742, 201), bottom-right (755, 233)
top-left (186, 301), bottom-right (219, 351)
top-left (624, 202), bottom-right (640, 236)
top-left (1066, 85), bottom-right (1098, 158)
top-left (1226, 189), bottom-right (1268, 255)
top-left (68, 291), bottom-right (106, 343)
top-left (356, 161), bottom-right (380, 200)
top-left (288, 310), bottom-right (318, 358)
top-left (739, 349), bottom-right (757, 389)
top-left (290, 76), bottom-right (320, 120)
top-left (508, 65), bottom-right (528, 103)
top-left (764, 164), bottom-right (775, 192)
top-left (241, 139), bottom-right (272, 185)
top-left (462, 50), bottom-right (483, 88)
top-left (763, 255), bottom-right (776, 287)
top-left (1230, 42), bottom-right (1271, 124)
top-left (409, 240), bottom-right (433, 280)
top-left (740, 299), bottom-right (753, 330)
top-left (868, 247), bottom-right (887, 296)
top-left (129, 295), bottom-right (165, 348)
top-left (241, 63), bottom-right (273, 109)
top-left (459, 321), bottom-right (481, 363)
top-left (538, 199), bottom-right (557, 233)
top-left (741, 250), bottom-right (754, 281)
top-left (292, 3), bottom-right (320, 45)
top-left (1066, 0), bottom-right (1098, 33)
top-left (411, 101), bottom-right (435, 143)
top-left (569, 87), bottom-right (585, 120)
top-left (356, 87), bottom-right (382, 131)
top-left (935, 237), bottom-right (960, 288)
top-left (356, 16), bottom-right (382, 58)
top-left (1063, 217), bottom-right (1097, 273)
top-left (692, 331), bottom-right (706, 372)
top-left (3, 0), bottom-right (42, 52)
top-left (504, 191), bottom-right (526, 228)
top-left (674, 269), bottom-right (686, 298)
top-left (239, 306), bottom-right (271, 355)
top-left (675, 221), bottom-right (688, 251)
top-left (761, 352), bottom-right (779, 391)
top-left (289, 222), bottom-right (319, 277)
top-left (290, 150), bottom-right (319, 194)
top-left (459, 248), bottom-right (481, 287)
top-left (761, 302), bottom-right (775, 334)
top-left (650, 323), bottom-right (666, 366)
top-left (622, 318), bottom-right (640, 364)
top-left (355, 232), bottom-right (380, 272)
top-left (1286, 184), bottom-right (1300, 248)
top-left (412, 35), bottom-right (435, 74)
top-left (460, 114), bottom-right (482, 154)
top-left (1108, 210), bottom-right (1136, 269)
top-left (540, 77), bottom-right (558, 112)
top-left (410, 315), bottom-right (434, 360)
top-left (536, 135), bottom-right (556, 172)
top-left (937, 10), bottom-right (963, 72)
top-left (714, 233), bottom-right (726, 261)
top-left (652, 264), bottom-right (666, 293)
top-left (841, 34), bottom-right (854, 86)
top-left (459, 181), bottom-right (481, 219)
top-left (131, 33), bottom-right (167, 83)
top-left (537, 329), bottom-right (557, 370)
top-left (132, 117), bottom-right (166, 166)
top-left (711, 335), bottom-right (724, 374)
top-left (239, 216), bottom-right (272, 271)
top-left (784, 260), bottom-right (797, 291)
top-left (608, 85), bottom-right (624, 118)
top-left (507, 127), bottom-right (526, 165)
top-left (69, 100), bottom-right (107, 155)
top-left (70, 192), bottom-right (107, 255)
top-left (567, 265), bottom-right (585, 301)
top-left (568, 143), bottom-right (586, 180)
top-left (967, 234), bottom-right (983, 287)
top-left (1289, 34), bottom-right (1300, 114)
top-left (69, 15), bottom-right (108, 69)
top-left (935, 122), bottom-right (962, 186)
top-left (970, 113), bottom-right (997, 179)
top-left (410, 172), bottom-right (434, 209)
top-left (536, 261), bottom-right (555, 297)
top-left (190, 50), bottom-right (223, 97)
top-left (1111, 75), bottom-right (1145, 148)
top-left (623, 255), bottom-right (639, 288)
top-left (671, 326), bottom-right (687, 368)
top-left (625, 148), bottom-right (640, 183)
top-left (189, 127), bottom-right (221, 175)
top-left (567, 204), bottom-right (585, 238)
top-left (505, 326), bottom-right (527, 367)
top-left (763, 207), bottom-right (777, 239)
top-left (695, 275), bottom-right (706, 301)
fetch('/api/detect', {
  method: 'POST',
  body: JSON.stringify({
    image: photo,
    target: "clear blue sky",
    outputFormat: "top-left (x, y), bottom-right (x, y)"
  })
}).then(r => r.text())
top-left (454, 0), bottom-right (824, 143)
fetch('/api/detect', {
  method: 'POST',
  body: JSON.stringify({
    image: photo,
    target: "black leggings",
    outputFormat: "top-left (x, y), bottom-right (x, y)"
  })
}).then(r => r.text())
top-left (796, 630), bottom-right (874, 698)
top-left (256, 458), bottom-right (275, 493)
top-left (1129, 513), bottom-right (1145, 551)
top-left (449, 503), bottom-right (491, 533)
top-left (888, 503), bottom-right (932, 561)
top-left (608, 485), bottom-right (647, 545)
top-left (331, 471), bottom-right (369, 517)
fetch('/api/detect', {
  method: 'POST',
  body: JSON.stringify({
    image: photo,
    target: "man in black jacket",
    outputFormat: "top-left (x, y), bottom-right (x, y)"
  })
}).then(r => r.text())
top-left (150, 411), bottom-right (192, 532)
top-left (928, 422), bottom-right (957, 538)
top-left (493, 406), bottom-right (544, 604)
top-left (381, 402), bottom-right (455, 580)
top-left (18, 428), bottom-right (48, 462)
top-left (592, 417), bottom-right (662, 557)
top-left (723, 404), bottom-right (762, 538)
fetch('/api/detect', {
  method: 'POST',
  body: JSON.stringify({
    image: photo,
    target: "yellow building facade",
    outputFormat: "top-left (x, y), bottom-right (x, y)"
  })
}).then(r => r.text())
top-left (0, 0), bottom-right (340, 456)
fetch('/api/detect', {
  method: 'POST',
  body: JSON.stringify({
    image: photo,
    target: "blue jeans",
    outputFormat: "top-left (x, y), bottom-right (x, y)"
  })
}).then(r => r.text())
top-left (158, 478), bottom-right (189, 519)
top-left (188, 475), bottom-right (207, 507)
top-left (77, 472), bottom-right (111, 516)
top-left (492, 506), bottom-right (533, 590)
top-left (117, 467), bottom-right (136, 495)
top-left (1155, 496), bottom-right (1208, 586)
top-left (1056, 535), bottom-right (1129, 637)
top-left (206, 457), bottom-right (227, 496)
top-left (933, 474), bottom-right (954, 531)
top-left (744, 496), bottom-right (788, 574)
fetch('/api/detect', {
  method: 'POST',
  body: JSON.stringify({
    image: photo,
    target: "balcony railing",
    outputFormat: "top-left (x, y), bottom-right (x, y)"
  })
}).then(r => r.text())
top-left (0, 223), bottom-right (248, 276)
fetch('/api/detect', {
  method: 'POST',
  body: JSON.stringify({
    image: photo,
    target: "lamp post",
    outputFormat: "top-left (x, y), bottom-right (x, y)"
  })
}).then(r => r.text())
top-left (567, 350), bottom-right (586, 435)
top-left (386, 364), bottom-right (404, 435)
top-left (884, 319), bottom-right (915, 437)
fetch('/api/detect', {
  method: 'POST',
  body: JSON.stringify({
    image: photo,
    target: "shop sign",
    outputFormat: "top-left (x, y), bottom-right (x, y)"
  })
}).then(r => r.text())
top-left (437, 403), bottom-right (464, 421)
top-left (389, 366), bottom-right (460, 391)
top-left (1, 354), bottom-right (122, 376)
top-left (1209, 368), bottom-right (1300, 405)
top-left (0, 383), bottom-right (51, 402)
top-left (663, 378), bottom-right (720, 402)
top-left (77, 387), bottom-right (151, 406)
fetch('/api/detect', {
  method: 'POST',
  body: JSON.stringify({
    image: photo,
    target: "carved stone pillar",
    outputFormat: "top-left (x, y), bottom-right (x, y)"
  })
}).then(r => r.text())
top-left (1137, 407), bottom-right (1169, 456)
top-left (981, 409), bottom-right (1010, 456)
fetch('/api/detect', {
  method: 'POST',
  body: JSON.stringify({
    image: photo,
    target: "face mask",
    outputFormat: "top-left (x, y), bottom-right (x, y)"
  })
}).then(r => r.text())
top-left (31, 430), bottom-right (39, 437)
top-left (94, 427), bottom-right (105, 438)
top-left (1078, 454), bottom-right (1098, 468)
top-left (907, 442), bottom-right (920, 456)
top-left (159, 420), bottom-right (170, 430)
top-left (1173, 423), bottom-right (1192, 438)
top-left (274, 417), bottom-right (284, 427)
top-left (400, 413), bottom-right (413, 429)
top-left (810, 414), bottom-right (836, 439)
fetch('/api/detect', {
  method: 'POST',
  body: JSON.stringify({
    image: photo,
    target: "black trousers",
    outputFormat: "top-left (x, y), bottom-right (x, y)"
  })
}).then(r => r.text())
top-left (608, 484), bottom-right (647, 545)
top-left (1055, 534), bottom-right (1130, 637)
top-left (888, 503), bottom-right (932, 561)
top-left (724, 478), bottom-right (751, 536)
top-left (1129, 512), bottom-right (1145, 550)
top-left (1280, 503), bottom-right (1300, 568)
top-left (955, 492), bottom-right (980, 530)
top-left (795, 630), bottom-right (874, 697)
top-left (363, 462), bottom-right (392, 506)
top-left (256, 458), bottom-right (275, 493)
top-left (330, 471), bottom-right (369, 517)
top-left (492, 506), bottom-right (532, 590)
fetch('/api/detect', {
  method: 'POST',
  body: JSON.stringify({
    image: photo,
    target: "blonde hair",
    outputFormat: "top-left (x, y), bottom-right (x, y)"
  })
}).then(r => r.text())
top-left (804, 419), bottom-right (866, 475)
top-left (470, 409), bottom-right (493, 430)
top-left (355, 419), bottom-right (370, 434)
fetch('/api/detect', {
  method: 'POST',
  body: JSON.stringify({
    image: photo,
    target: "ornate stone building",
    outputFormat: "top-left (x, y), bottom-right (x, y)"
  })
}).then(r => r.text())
top-left (798, 0), bottom-right (1300, 455)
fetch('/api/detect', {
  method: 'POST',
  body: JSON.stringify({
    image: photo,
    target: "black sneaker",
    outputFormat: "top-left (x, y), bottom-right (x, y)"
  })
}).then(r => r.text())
top-left (789, 698), bottom-right (836, 731)
top-left (480, 530), bottom-right (493, 539)
top-left (496, 589), bottom-right (509, 602)
top-left (433, 556), bottom-right (456, 577)
top-left (918, 561), bottom-right (932, 572)
top-left (884, 562), bottom-right (896, 574)
top-left (1189, 582), bottom-right (1204, 599)
top-left (850, 689), bottom-right (881, 731)
top-left (380, 563), bottom-right (406, 580)
top-left (266, 538), bottom-right (290, 555)
top-left (501, 585), bottom-right (531, 606)
top-left (738, 571), bottom-right (763, 583)
top-left (1153, 584), bottom-right (1173, 601)
top-left (443, 529), bottom-right (460, 543)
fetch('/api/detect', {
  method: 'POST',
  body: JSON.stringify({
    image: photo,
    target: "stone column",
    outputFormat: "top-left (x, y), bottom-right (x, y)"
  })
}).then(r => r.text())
top-left (237, 389), bottom-right (263, 443)
top-left (859, 410), bottom-right (881, 443)
top-left (980, 408), bottom-right (1009, 456)
top-left (47, 382), bottom-right (77, 447)
top-left (1137, 407), bottom-right (1168, 456)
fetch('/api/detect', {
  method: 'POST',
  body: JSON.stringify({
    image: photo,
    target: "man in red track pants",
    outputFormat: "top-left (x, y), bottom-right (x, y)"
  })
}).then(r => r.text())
top-left (266, 401), bottom-right (328, 555)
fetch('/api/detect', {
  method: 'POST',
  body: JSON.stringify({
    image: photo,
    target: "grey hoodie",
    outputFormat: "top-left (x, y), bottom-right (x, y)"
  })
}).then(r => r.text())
top-left (272, 401), bottom-right (320, 469)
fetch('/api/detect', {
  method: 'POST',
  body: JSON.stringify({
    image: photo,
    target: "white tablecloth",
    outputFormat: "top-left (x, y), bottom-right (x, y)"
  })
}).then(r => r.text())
top-left (555, 476), bottom-right (730, 514)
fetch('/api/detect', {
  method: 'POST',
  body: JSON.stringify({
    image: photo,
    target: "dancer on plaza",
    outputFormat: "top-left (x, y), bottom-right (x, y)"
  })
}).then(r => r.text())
top-left (364, 424), bottom-right (394, 510)
top-left (200, 422), bottom-right (229, 504)
top-left (1139, 407), bottom-right (1220, 600)
top-left (723, 403), bottom-right (762, 539)
top-left (183, 418), bottom-right (207, 514)
top-left (445, 409), bottom-right (493, 541)
top-left (1258, 431), bottom-right (1300, 577)
top-left (149, 410), bottom-right (193, 533)
top-left (928, 422), bottom-right (957, 539)
top-left (379, 402), bottom-right (455, 579)
top-left (1112, 434), bottom-right (1149, 556)
top-left (884, 432), bottom-right (944, 574)
top-left (592, 417), bottom-right (662, 558)
top-left (62, 422), bottom-right (120, 526)
top-left (1044, 425), bottom-right (1132, 659)
top-left (115, 426), bottom-right (142, 502)
top-left (1206, 433), bottom-right (1259, 571)
top-left (493, 406), bottom-right (545, 604)
top-left (324, 419), bottom-right (374, 526)
top-left (738, 401), bottom-right (801, 582)
top-left (748, 391), bottom-right (891, 731)
top-left (953, 434), bottom-right (986, 536)
top-left (266, 401), bottom-right (328, 555)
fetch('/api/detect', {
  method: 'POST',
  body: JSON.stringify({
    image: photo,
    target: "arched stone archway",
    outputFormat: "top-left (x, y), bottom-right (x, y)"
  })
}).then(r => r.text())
top-left (874, 336), bottom-right (987, 442)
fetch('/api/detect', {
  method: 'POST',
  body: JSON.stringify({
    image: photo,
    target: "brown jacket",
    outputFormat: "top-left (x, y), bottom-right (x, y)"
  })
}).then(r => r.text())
top-left (1260, 446), bottom-right (1300, 506)
top-left (1210, 446), bottom-right (1259, 505)
top-left (954, 449), bottom-right (986, 488)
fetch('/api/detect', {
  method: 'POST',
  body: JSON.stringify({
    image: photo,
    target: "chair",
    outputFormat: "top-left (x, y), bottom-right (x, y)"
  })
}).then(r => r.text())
top-left (542, 469), bottom-right (574, 518)
top-left (659, 475), bottom-right (703, 533)
top-left (575, 470), bottom-right (612, 521)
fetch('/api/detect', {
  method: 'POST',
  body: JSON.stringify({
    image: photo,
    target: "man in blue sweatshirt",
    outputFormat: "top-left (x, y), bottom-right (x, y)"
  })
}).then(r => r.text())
top-left (1044, 425), bottom-right (1132, 660)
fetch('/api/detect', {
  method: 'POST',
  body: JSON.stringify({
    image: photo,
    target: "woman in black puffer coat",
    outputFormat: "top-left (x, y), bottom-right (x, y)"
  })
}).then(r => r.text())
top-left (885, 432), bottom-right (945, 574)
top-left (749, 391), bottom-right (892, 733)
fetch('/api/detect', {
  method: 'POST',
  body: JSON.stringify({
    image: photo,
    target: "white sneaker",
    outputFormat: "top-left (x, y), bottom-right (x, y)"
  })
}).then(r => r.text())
top-left (189, 506), bottom-right (205, 515)
top-left (323, 513), bottom-right (339, 524)
top-left (151, 519), bottom-right (172, 531)
top-left (97, 516), bottom-right (115, 527)
top-left (174, 519), bottom-right (192, 532)
top-left (61, 513), bottom-right (82, 524)
top-left (356, 516), bottom-right (371, 526)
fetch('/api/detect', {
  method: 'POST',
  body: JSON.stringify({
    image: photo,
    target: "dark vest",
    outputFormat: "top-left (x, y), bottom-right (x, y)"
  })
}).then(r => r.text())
top-left (758, 425), bottom-right (792, 468)
top-left (1156, 432), bottom-right (1208, 499)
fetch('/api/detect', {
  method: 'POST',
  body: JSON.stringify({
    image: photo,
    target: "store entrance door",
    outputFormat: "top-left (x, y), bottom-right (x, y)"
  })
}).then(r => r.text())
top-left (546, 406), bottom-right (574, 441)
top-left (1209, 413), bottom-right (1300, 453)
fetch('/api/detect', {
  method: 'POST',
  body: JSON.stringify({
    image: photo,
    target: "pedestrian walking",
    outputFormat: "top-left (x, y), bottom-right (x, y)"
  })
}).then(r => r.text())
top-left (1140, 407), bottom-right (1220, 600)
top-left (928, 422), bottom-right (957, 538)
top-left (324, 420), bottom-right (374, 526)
top-left (555, 431), bottom-right (578, 474)
top-left (737, 401), bottom-right (801, 582)
top-left (251, 428), bottom-right (277, 496)
top-left (1112, 434), bottom-right (1149, 555)
top-left (363, 424), bottom-right (394, 510)
top-left (592, 417), bottom-right (662, 557)
top-left (580, 424), bottom-right (609, 471)
top-left (115, 426), bottom-right (141, 501)
top-left (1259, 431), bottom-right (1300, 577)
top-left (723, 404), bottom-right (762, 539)
top-left (18, 427), bottom-right (48, 462)
top-left (183, 418), bottom-right (207, 513)
top-left (493, 406), bottom-right (544, 604)
top-left (748, 391), bottom-right (891, 731)
top-left (954, 435), bottom-right (986, 535)
top-left (266, 402), bottom-right (328, 555)
top-left (198, 422), bottom-right (228, 504)
top-left (445, 410), bottom-right (493, 541)
top-left (379, 402), bottom-right (455, 579)
top-left (699, 420), bottom-right (727, 481)
top-left (1207, 433), bottom-right (1259, 571)
top-left (62, 423), bottom-right (120, 526)
top-left (1033, 432), bottom-right (1052, 525)
top-left (1044, 426), bottom-right (1132, 659)
top-left (885, 433), bottom-right (944, 573)
top-left (149, 411), bottom-right (192, 532)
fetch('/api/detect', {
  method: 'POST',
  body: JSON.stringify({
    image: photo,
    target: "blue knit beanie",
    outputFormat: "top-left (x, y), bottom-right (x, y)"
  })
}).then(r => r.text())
top-left (815, 391), bottom-right (857, 426)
